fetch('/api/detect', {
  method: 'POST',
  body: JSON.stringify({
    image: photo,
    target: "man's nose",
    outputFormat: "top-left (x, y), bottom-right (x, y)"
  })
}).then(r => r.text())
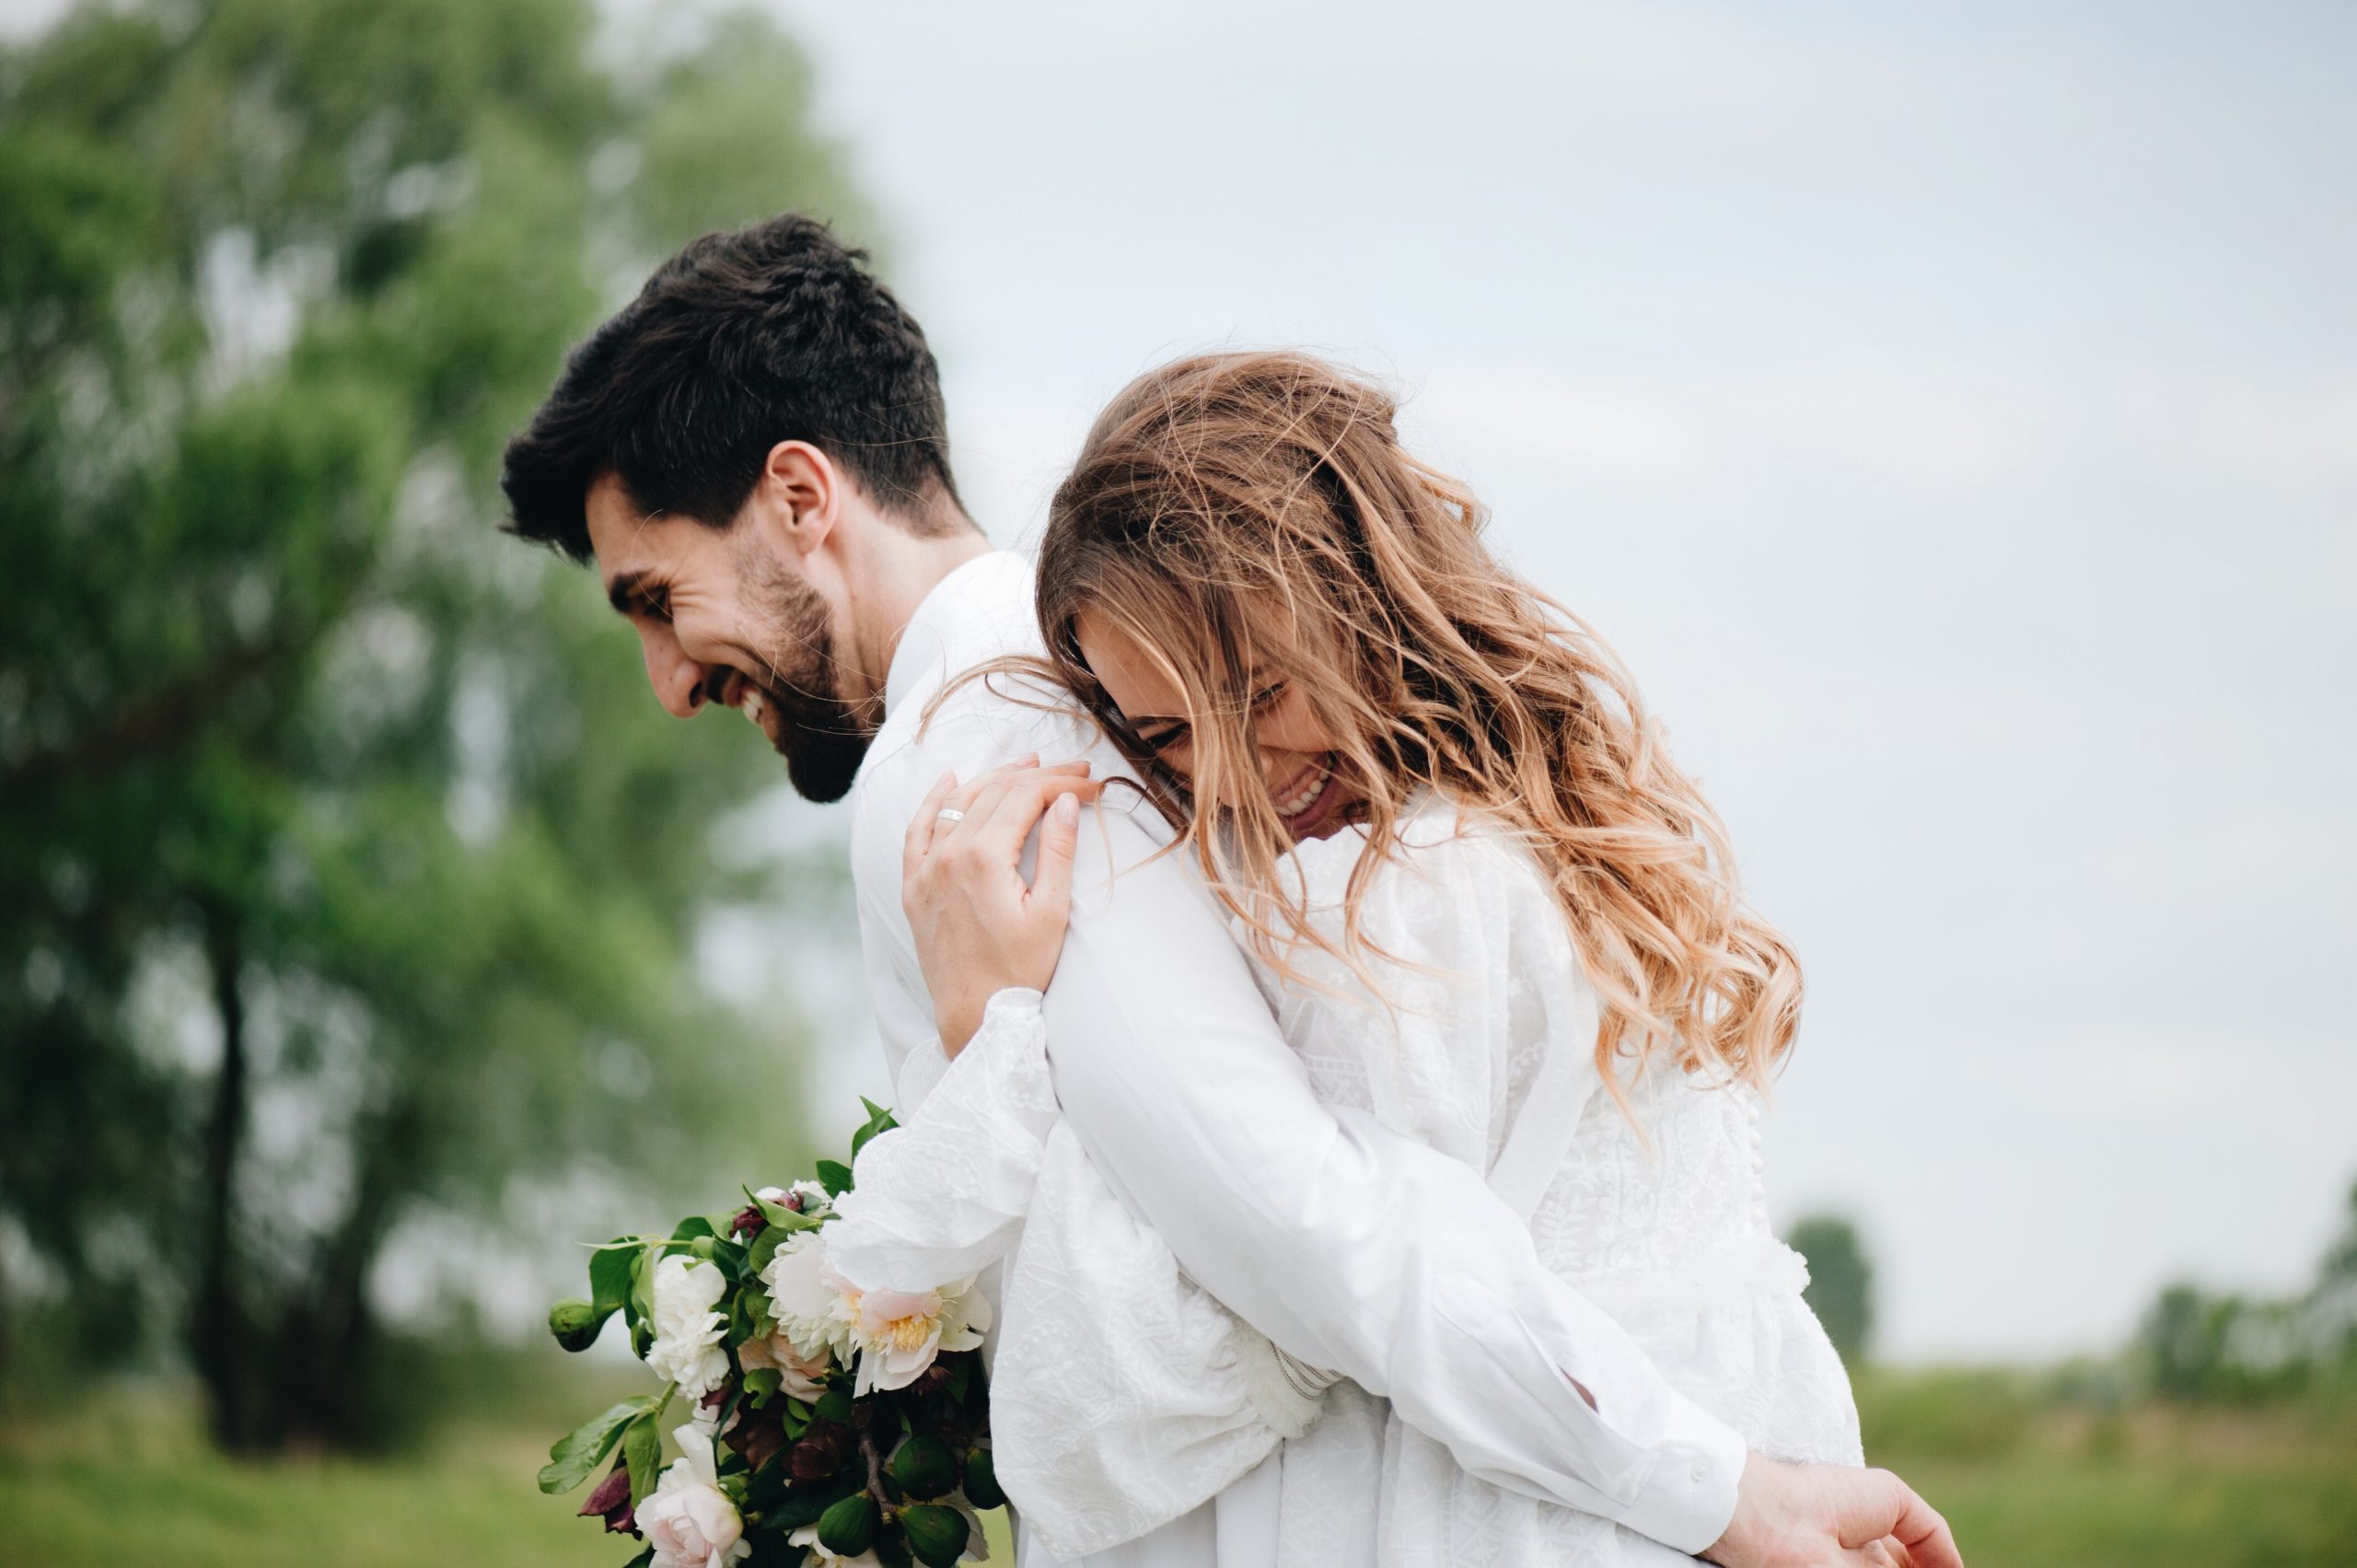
top-left (641, 629), bottom-right (708, 719)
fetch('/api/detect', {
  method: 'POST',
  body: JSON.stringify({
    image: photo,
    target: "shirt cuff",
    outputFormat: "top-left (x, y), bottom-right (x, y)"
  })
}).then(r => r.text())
top-left (894, 1037), bottom-right (951, 1115)
top-left (1613, 1389), bottom-right (1747, 1554)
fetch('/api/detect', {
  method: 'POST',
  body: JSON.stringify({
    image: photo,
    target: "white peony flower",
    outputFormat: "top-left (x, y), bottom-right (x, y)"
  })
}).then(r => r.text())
top-left (761, 1232), bottom-right (855, 1363)
top-left (761, 1230), bottom-right (990, 1397)
top-left (639, 1422), bottom-right (751, 1568)
top-left (736, 1328), bottom-right (832, 1400)
top-left (645, 1254), bottom-right (730, 1402)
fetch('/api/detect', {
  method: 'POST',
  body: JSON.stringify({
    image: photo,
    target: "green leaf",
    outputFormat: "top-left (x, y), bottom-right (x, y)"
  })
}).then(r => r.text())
top-left (623, 1547), bottom-right (656, 1568)
top-left (590, 1238), bottom-right (639, 1318)
top-left (851, 1099), bottom-right (899, 1159)
top-left (814, 1388), bottom-right (854, 1425)
top-left (743, 1366), bottom-right (784, 1407)
top-left (540, 1397), bottom-right (657, 1495)
top-left (781, 1397), bottom-right (812, 1437)
top-left (745, 1186), bottom-right (809, 1231)
top-left (762, 1469), bottom-right (861, 1530)
top-left (623, 1413), bottom-right (663, 1504)
top-left (744, 1451), bottom-right (795, 1514)
top-left (814, 1159), bottom-right (853, 1197)
top-left (667, 1214), bottom-right (718, 1258)
top-left (747, 1225), bottom-right (787, 1280)
top-left (630, 1246), bottom-right (657, 1330)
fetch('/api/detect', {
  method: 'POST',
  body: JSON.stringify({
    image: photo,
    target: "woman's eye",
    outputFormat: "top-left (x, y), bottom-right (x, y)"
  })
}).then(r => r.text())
top-left (1250, 681), bottom-right (1286, 708)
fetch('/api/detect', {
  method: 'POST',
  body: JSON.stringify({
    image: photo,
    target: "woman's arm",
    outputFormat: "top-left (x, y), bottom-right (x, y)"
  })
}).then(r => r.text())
top-left (832, 774), bottom-right (1327, 1557)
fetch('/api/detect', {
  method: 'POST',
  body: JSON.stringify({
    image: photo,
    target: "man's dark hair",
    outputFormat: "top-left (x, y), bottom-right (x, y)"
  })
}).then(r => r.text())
top-left (501, 215), bottom-right (965, 561)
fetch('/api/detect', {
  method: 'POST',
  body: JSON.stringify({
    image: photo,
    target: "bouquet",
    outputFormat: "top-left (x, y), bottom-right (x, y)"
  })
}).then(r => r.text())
top-left (541, 1099), bottom-right (1000, 1568)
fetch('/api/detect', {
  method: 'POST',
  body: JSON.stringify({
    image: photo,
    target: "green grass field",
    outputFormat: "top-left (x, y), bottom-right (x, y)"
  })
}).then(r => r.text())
top-left (0, 1382), bottom-right (1016, 1568)
top-left (6, 1375), bottom-right (2352, 1567)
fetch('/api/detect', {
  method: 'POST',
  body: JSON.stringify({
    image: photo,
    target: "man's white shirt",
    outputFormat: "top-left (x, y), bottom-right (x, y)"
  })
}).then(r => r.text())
top-left (844, 552), bottom-right (1746, 1565)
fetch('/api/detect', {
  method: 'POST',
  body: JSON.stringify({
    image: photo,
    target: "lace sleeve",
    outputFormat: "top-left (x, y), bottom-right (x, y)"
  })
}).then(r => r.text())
top-left (823, 987), bottom-right (1059, 1294)
top-left (990, 1124), bottom-right (1328, 1560)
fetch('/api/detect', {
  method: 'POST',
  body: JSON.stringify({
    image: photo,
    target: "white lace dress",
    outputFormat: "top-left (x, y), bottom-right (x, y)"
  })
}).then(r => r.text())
top-left (828, 799), bottom-right (1861, 1565)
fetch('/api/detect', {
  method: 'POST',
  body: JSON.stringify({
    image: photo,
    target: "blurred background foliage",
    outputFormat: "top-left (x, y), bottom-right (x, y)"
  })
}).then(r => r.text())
top-left (0, 0), bottom-right (863, 1456)
top-left (2, 0), bottom-right (2353, 1563)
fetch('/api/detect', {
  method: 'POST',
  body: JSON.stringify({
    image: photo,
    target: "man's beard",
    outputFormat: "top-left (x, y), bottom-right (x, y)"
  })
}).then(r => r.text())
top-left (738, 552), bottom-right (875, 804)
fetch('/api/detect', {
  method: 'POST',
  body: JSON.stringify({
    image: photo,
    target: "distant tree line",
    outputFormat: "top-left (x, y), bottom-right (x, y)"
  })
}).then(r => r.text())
top-left (1789, 1180), bottom-right (2357, 1405)
top-left (2135, 1179), bottom-right (2357, 1402)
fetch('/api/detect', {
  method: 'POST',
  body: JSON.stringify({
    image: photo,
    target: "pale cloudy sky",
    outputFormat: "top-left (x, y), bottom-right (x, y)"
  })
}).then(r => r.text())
top-left (762, 0), bottom-right (2357, 1360)
top-left (7, 0), bottom-right (2345, 1360)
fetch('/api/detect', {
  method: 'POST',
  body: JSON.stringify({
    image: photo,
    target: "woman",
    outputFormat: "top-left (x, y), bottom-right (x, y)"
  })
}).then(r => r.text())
top-left (827, 351), bottom-right (1864, 1564)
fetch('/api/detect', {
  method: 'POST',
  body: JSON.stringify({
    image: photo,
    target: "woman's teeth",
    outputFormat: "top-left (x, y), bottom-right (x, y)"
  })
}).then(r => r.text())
top-left (741, 688), bottom-right (766, 726)
top-left (1274, 763), bottom-right (1331, 819)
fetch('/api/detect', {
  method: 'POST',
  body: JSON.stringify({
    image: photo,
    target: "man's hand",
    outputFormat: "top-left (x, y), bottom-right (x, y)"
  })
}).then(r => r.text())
top-left (1703, 1454), bottom-right (1961, 1568)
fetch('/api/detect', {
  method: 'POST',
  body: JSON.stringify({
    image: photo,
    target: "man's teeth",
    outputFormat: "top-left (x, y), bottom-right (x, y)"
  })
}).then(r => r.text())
top-left (1274, 764), bottom-right (1331, 819)
top-left (741, 688), bottom-right (766, 726)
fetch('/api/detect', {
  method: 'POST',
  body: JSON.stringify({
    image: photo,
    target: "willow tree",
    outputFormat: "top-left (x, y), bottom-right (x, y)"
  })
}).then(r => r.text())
top-left (0, 0), bottom-right (865, 1450)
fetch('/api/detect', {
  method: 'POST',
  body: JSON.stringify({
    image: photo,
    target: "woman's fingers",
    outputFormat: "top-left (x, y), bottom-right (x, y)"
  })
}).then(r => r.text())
top-left (972, 770), bottom-right (1099, 865)
top-left (904, 768), bottom-right (960, 874)
top-left (1028, 792), bottom-right (1082, 946)
top-left (932, 756), bottom-right (1091, 830)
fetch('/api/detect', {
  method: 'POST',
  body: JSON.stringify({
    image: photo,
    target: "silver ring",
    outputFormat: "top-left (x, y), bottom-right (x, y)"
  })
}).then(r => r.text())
top-left (935, 807), bottom-right (966, 824)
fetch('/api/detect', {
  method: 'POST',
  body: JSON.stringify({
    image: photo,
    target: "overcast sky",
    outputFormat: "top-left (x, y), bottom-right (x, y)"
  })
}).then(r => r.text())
top-left (761, 0), bottom-right (2357, 1361)
top-left (8, 0), bottom-right (2346, 1361)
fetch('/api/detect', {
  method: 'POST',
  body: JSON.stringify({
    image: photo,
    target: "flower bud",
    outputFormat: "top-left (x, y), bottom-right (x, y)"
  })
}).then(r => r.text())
top-left (788, 1420), bottom-right (853, 1481)
top-left (547, 1298), bottom-right (603, 1353)
top-left (578, 1462), bottom-right (637, 1535)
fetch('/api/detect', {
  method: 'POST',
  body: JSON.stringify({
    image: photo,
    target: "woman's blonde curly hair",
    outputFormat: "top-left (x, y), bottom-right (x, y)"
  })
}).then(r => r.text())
top-left (1032, 350), bottom-right (1802, 1096)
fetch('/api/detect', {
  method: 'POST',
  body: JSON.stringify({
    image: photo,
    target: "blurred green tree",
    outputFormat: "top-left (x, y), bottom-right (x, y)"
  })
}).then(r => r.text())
top-left (1788, 1214), bottom-right (1875, 1366)
top-left (0, 0), bottom-right (867, 1450)
top-left (2134, 1178), bottom-right (2357, 1402)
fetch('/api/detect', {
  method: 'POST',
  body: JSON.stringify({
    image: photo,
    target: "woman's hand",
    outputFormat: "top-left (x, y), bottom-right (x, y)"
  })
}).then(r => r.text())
top-left (903, 757), bottom-right (1102, 1056)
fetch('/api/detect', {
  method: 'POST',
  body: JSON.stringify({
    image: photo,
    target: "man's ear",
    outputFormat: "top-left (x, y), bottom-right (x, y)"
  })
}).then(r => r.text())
top-left (758, 440), bottom-right (839, 559)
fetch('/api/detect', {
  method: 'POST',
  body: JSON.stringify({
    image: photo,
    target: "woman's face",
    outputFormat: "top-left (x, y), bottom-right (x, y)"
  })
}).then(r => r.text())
top-left (1074, 609), bottom-right (1364, 841)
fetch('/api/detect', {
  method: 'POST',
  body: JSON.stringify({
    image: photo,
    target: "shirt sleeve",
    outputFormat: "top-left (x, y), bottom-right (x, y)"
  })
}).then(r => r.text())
top-left (822, 986), bottom-right (1329, 1561)
top-left (1041, 800), bottom-right (1749, 1554)
top-left (824, 988), bottom-right (1059, 1292)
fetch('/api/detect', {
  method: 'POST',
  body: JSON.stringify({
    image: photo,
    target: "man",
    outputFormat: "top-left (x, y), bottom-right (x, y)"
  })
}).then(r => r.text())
top-left (500, 213), bottom-right (1958, 1568)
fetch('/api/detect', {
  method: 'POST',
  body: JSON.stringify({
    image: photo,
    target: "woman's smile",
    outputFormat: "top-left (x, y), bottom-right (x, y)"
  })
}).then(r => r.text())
top-left (1269, 754), bottom-right (1348, 839)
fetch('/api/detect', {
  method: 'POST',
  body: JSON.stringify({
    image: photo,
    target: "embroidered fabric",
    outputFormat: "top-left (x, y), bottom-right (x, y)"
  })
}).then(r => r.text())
top-left (827, 802), bottom-right (1861, 1565)
top-left (1260, 802), bottom-right (1863, 1566)
top-left (828, 991), bottom-right (1325, 1560)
